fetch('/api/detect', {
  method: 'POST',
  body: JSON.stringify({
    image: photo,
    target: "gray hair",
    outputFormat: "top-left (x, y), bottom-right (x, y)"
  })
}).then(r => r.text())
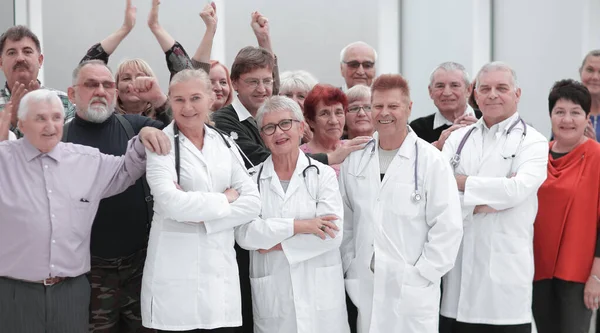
top-left (580, 50), bottom-right (600, 73)
top-left (18, 89), bottom-right (64, 120)
top-left (346, 84), bottom-right (371, 104)
top-left (279, 70), bottom-right (319, 95)
top-left (72, 60), bottom-right (113, 85)
top-left (256, 96), bottom-right (305, 128)
top-left (475, 61), bottom-right (519, 90)
top-left (340, 41), bottom-right (378, 63)
top-left (429, 62), bottom-right (470, 88)
top-left (169, 69), bottom-right (212, 95)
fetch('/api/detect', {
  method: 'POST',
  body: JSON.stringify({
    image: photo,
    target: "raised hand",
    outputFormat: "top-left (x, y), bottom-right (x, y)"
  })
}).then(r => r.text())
top-left (148, 0), bottom-right (161, 31)
top-left (200, 2), bottom-right (218, 33)
top-left (123, 0), bottom-right (137, 32)
top-left (129, 77), bottom-right (167, 108)
top-left (250, 11), bottom-right (270, 40)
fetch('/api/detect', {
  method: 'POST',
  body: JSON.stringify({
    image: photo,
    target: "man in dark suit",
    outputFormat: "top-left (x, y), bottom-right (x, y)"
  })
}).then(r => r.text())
top-left (410, 61), bottom-right (481, 150)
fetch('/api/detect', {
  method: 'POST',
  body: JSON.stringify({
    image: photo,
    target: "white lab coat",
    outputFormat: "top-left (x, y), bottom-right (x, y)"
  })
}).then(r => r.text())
top-left (440, 112), bottom-right (548, 325)
top-left (235, 150), bottom-right (350, 333)
top-left (339, 130), bottom-right (463, 333)
top-left (141, 123), bottom-right (261, 331)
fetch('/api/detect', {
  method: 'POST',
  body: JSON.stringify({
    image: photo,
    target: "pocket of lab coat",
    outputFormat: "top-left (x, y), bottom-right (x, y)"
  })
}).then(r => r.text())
top-left (489, 233), bottom-right (532, 285)
top-left (153, 232), bottom-right (199, 280)
top-left (397, 265), bottom-right (439, 316)
top-left (391, 184), bottom-right (422, 217)
top-left (315, 264), bottom-right (346, 311)
top-left (250, 275), bottom-right (282, 319)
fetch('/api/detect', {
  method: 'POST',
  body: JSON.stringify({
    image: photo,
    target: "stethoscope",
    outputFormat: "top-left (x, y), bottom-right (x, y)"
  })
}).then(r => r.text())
top-left (173, 122), bottom-right (254, 184)
top-left (450, 117), bottom-right (527, 169)
top-left (255, 153), bottom-right (320, 201)
top-left (359, 138), bottom-right (422, 203)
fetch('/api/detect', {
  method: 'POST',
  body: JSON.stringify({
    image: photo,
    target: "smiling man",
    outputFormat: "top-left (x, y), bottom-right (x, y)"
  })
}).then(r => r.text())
top-left (0, 26), bottom-right (75, 138)
top-left (339, 41), bottom-right (377, 90)
top-left (410, 62), bottom-right (481, 149)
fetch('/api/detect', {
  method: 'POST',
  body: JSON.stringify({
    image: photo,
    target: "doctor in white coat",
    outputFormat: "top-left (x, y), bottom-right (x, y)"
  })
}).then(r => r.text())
top-left (141, 69), bottom-right (261, 332)
top-left (339, 74), bottom-right (463, 333)
top-left (440, 62), bottom-right (548, 333)
top-left (235, 96), bottom-right (350, 333)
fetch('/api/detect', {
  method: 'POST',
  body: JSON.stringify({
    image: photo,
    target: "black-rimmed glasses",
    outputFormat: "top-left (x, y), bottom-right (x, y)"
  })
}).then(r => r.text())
top-left (260, 119), bottom-right (300, 135)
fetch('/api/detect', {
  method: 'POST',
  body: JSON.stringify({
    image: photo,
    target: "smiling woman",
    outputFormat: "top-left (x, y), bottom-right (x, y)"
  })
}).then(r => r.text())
top-left (300, 84), bottom-right (347, 176)
top-left (533, 79), bottom-right (600, 333)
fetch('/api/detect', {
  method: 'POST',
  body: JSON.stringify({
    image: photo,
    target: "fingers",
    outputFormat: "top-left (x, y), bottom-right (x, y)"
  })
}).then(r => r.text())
top-left (210, 1), bottom-right (217, 13)
top-left (257, 249), bottom-right (268, 254)
top-left (325, 227), bottom-right (336, 238)
top-left (28, 80), bottom-right (40, 91)
top-left (142, 133), bottom-right (160, 153)
top-left (173, 181), bottom-right (182, 190)
top-left (315, 229), bottom-right (326, 240)
top-left (156, 131), bottom-right (171, 155)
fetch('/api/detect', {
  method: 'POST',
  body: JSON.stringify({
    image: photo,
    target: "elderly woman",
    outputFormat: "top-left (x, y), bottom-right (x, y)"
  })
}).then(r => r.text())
top-left (345, 84), bottom-right (374, 139)
top-left (142, 69), bottom-right (261, 332)
top-left (279, 70), bottom-right (318, 143)
top-left (300, 84), bottom-right (347, 176)
top-left (533, 79), bottom-right (600, 333)
top-left (235, 96), bottom-right (349, 333)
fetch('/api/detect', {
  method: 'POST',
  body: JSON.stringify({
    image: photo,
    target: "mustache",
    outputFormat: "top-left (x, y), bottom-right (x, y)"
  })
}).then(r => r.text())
top-left (89, 97), bottom-right (108, 106)
top-left (13, 62), bottom-right (29, 71)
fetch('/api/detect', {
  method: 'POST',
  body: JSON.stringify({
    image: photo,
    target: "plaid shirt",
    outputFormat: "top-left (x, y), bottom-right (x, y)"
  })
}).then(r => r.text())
top-left (0, 82), bottom-right (76, 138)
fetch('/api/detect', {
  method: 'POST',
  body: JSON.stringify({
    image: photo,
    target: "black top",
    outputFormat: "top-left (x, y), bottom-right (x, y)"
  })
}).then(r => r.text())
top-left (66, 113), bottom-right (163, 258)
top-left (410, 109), bottom-right (483, 143)
top-left (549, 150), bottom-right (568, 160)
top-left (212, 104), bottom-right (328, 167)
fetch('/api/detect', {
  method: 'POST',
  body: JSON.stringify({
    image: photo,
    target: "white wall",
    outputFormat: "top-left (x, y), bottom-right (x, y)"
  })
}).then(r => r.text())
top-left (401, 0), bottom-right (491, 121)
top-left (493, 0), bottom-right (596, 137)
top-left (38, 0), bottom-right (378, 94)
top-left (0, 0), bottom-right (14, 84)
top-left (9, 0), bottom-right (600, 138)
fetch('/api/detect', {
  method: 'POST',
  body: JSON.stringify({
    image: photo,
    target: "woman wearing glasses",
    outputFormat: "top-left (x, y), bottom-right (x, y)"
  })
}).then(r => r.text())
top-left (300, 84), bottom-right (348, 177)
top-left (142, 69), bottom-right (261, 332)
top-left (344, 84), bottom-right (374, 140)
top-left (235, 96), bottom-right (349, 333)
top-left (532, 79), bottom-right (600, 333)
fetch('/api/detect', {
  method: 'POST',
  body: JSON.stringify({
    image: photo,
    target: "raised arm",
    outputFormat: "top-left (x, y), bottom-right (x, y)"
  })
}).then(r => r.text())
top-left (80, 0), bottom-right (135, 64)
top-left (191, 2), bottom-right (217, 68)
top-left (251, 11), bottom-right (280, 95)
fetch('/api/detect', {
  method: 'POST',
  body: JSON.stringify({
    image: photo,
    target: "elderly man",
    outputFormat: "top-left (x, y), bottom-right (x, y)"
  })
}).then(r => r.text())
top-left (340, 74), bottom-right (463, 332)
top-left (339, 41), bottom-right (377, 89)
top-left (579, 50), bottom-right (600, 141)
top-left (0, 89), bottom-right (168, 333)
top-left (410, 62), bottom-right (481, 149)
top-left (440, 62), bottom-right (548, 333)
top-left (64, 59), bottom-right (165, 332)
top-left (0, 25), bottom-right (75, 138)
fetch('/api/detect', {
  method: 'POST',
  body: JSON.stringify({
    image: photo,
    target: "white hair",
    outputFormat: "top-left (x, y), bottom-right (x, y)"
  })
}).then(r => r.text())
top-left (169, 68), bottom-right (212, 95)
top-left (429, 61), bottom-right (470, 88)
top-left (346, 84), bottom-right (371, 104)
top-left (256, 96), bottom-right (305, 128)
top-left (18, 89), bottom-right (64, 120)
top-left (340, 41), bottom-right (378, 63)
top-left (279, 70), bottom-right (319, 95)
top-left (475, 61), bottom-right (519, 90)
top-left (72, 60), bottom-right (113, 85)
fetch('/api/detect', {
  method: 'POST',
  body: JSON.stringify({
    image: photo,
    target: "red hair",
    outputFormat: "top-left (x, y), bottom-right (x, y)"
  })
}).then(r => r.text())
top-left (210, 60), bottom-right (234, 107)
top-left (371, 74), bottom-right (411, 99)
top-left (303, 84), bottom-right (348, 122)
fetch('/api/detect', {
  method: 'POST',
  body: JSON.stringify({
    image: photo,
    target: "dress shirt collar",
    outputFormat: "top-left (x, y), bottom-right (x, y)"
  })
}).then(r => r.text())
top-left (232, 96), bottom-right (253, 122)
top-left (433, 105), bottom-right (475, 130)
top-left (21, 137), bottom-right (62, 162)
top-left (475, 111), bottom-right (520, 135)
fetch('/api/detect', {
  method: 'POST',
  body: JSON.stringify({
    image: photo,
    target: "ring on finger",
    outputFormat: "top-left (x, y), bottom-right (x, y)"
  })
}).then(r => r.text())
top-left (320, 225), bottom-right (327, 231)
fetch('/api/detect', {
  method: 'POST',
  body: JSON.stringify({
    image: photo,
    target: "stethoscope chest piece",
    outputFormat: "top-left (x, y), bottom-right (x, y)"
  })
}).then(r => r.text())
top-left (411, 191), bottom-right (422, 203)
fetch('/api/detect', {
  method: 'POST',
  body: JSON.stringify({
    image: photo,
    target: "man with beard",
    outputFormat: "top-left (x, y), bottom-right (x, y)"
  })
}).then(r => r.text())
top-left (0, 25), bottom-right (76, 138)
top-left (65, 60), bottom-right (165, 332)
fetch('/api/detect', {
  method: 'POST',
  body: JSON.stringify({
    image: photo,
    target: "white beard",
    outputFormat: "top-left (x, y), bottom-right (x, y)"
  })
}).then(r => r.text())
top-left (85, 99), bottom-right (115, 123)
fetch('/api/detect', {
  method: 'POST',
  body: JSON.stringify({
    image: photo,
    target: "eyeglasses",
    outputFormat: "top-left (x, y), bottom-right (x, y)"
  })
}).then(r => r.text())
top-left (75, 80), bottom-right (116, 90)
top-left (243, 78), bottom-right (274, 89)
top-left (260, 119), bottom-right (300, 136)
top-left (347, 105), bottom-right (372, 113)
top-left (343, 61), bottom-right (375, 70)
